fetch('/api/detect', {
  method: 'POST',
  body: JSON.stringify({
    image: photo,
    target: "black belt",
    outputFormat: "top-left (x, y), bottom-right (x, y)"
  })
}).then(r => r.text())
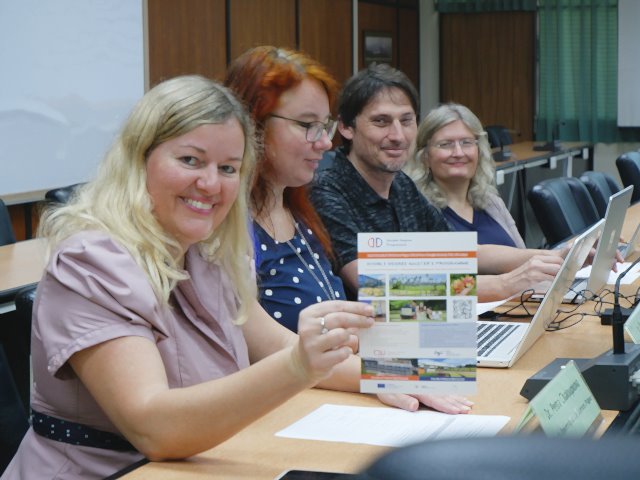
top-left (32, 410), bottom-right (137, 452)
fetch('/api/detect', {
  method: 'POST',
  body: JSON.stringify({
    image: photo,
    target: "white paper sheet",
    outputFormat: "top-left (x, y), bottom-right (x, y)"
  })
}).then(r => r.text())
top-left (575, 261), bottom-right (640, 284)
top-left (477, 300), bottom-right (508, 316)
top-left (275, 404), bottom-right (510, 447)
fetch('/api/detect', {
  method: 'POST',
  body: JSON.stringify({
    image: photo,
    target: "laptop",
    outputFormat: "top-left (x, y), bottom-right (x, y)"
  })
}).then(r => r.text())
top-left (477, 219), bottom-right (604, 368)
top-left (566, 185), bottom-right (633, 302)
top-left (619, 222), bottom-right (640, 260)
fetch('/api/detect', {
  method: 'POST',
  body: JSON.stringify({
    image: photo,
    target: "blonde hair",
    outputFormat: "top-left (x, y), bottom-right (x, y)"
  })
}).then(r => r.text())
top-left (38, 75), bottom-right (257, 323)
top-left (406, 103), bottom-right (497, 210)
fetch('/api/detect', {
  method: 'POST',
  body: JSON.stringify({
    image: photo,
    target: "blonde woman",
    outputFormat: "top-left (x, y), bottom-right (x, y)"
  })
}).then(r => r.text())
top-left (407, 103), bottom-right (525, 248)
top-left (4, 77), bottom-right (472, 480)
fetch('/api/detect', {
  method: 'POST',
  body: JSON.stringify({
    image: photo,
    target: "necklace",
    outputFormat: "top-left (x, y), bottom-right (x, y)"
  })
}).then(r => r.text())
top-left (284, 220), bottom-right (337, 301)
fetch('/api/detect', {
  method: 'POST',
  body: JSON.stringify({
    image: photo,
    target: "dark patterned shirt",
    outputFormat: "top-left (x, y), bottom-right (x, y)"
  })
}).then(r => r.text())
top-left (310, 148), bottom-right (450, 272)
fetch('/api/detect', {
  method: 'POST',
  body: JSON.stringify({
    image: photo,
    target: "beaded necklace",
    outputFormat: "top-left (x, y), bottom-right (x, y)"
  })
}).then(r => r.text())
top-left (284, 221), bottom-right (337, 301)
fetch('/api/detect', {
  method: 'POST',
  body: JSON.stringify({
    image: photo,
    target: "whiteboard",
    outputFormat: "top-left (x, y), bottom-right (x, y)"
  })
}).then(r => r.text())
top-left (618, 0), bottom-right (640, 127)
top-left (0, 0), bottom-right (144, 200)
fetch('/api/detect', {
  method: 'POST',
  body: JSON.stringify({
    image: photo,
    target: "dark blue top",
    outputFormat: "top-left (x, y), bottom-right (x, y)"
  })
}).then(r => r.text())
top-left (443, 207), bottom-right (517, 247)
top-left (253, 220), bottom-right (346, 333)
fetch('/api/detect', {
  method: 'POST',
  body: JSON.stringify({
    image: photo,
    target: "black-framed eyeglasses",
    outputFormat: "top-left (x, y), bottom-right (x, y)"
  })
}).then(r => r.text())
top-left (269, 113), bottom-right (338, 143)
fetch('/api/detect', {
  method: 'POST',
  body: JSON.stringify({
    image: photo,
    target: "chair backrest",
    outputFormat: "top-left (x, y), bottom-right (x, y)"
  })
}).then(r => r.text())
top-left (0, 199), bottom-right (16, 246)
top-left (616, 151), bottom-right (640, 203)
top-left (0, 286), bottom-right (33, 473)
top-left (5, 286), bottom-right (37, 417)
top-left (485, 125), bottom-right (513, 148)
top-left (44, 183), bottom-right (83, 205)
top-left (579, 171), bottom-right (622, 218)
top-left (355, 436), bottom-right (640, 480)
top-left (0, 345), bottom-right (29, 475)
top-left (528, 176), bottom-right (600, 247)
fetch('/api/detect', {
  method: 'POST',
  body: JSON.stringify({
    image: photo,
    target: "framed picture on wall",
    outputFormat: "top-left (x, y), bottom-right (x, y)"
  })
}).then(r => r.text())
top-left (363, 31), bottom-right (393, 66)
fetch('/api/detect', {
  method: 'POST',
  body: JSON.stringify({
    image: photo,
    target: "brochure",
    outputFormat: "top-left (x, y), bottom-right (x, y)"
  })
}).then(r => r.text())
top-left (357, 232), bottom-right (477, 395)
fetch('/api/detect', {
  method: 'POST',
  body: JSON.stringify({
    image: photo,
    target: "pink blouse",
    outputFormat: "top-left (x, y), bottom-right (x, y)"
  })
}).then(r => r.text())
top-left (2, 231), bottom-right (249, 479)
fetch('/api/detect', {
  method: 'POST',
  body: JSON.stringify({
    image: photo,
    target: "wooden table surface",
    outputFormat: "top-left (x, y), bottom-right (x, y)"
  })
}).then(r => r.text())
top-left (2, 204), bottom-right (638, 479)
top-left (122, 201), bottom-right (640, 480)
top-left (0, 238), bottom-right (46, 296)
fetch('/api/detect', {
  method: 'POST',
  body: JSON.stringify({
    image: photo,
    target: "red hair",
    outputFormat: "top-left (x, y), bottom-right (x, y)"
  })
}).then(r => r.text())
top-left (225, 46), bottom-right (338, 259)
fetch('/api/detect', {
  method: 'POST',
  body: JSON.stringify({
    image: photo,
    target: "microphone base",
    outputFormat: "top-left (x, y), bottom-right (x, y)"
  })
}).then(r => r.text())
top-left (492, 148), bottom-right (512, 162)
top-left (600, 307), bottom-right (634, 325)
top-left (520, 344), bottom-right (640, 411)
top-left (532, 140), bottom-right (563, 152)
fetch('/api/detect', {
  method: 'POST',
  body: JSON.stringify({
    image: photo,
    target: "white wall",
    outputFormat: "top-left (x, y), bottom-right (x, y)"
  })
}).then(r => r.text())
top-left (618, 0), bottom-right (640, 127)
top-left (0, 0), bottom-right (144, 203)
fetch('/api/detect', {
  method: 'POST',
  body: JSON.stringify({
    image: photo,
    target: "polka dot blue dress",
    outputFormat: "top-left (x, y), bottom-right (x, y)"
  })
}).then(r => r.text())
top-left (253, 219), bottom-right (346, 332)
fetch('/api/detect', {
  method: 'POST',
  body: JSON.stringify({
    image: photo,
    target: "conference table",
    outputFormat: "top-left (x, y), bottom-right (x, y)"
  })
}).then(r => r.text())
top-left (117, 309), bottom-right (625, 479)
top-left (494, 141), bottom-right (594, 248)
top-left (117, 203), bottom-right (639, 480)
top-left (0, 205), bottom-right (637, 479)
top-left (494, 141), bottom-right (593, 177)
top-left (0, 238), bottom-right (46, 312)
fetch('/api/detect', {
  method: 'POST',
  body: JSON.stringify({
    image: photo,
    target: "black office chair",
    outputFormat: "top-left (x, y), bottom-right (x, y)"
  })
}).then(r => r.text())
top-left (528, 176), bottom-right (600, 247)
top-left (0, 286), bottom-right (38, 474)
top-left (485, 125), bottom-right (513, 149)
top-left (0, 345), bottom-right (29, 475)
top-left (616, 151), bottom-right (640, 204)
top-left (355, 436), bottom-right (640, 480)
top-left (486, 125), bottom-right (514, 162)
top-left (0, 199), bottom-right (16, 247)
top-left (579, 171), bottom-right (622, 218)
top-left (44, 183), bottom-right (83, 205)
top-left (8, 286), bottom-right (36, 415)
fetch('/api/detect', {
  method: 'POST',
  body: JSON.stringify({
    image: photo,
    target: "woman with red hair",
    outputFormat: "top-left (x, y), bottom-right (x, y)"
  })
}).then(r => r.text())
top-left (224, 46), bottom-right (473, 415)
top-left (225, 46), bottom-right (346, 332)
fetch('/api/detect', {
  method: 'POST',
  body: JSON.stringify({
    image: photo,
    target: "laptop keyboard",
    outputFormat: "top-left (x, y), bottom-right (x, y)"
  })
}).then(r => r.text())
top-left (569, 277), bottom-right (586, 293)
top-left (477, 323), bottom-right (519, 357)
top-left (618, 243), bottom-right (628, 258)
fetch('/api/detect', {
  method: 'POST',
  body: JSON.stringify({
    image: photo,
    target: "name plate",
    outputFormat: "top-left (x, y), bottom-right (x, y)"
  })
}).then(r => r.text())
top-left (516, 360), bottom-right (602, 437)
top-left (624, 304), bottom-right (640, 344)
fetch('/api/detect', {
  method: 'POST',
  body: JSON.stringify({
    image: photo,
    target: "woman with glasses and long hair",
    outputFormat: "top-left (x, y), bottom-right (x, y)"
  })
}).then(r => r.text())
top-left (225, 48), bottom-right (473, 416)
top-left (404, 103), bottom-right (579, 301)
top-left (225, 46), bottom-right (346, 333)
top-left (406, 103), bottom-right (525, 248)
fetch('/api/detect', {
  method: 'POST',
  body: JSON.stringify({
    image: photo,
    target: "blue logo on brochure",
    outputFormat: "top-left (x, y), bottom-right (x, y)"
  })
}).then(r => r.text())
top-left (377, 384), bottom-right (386, 388)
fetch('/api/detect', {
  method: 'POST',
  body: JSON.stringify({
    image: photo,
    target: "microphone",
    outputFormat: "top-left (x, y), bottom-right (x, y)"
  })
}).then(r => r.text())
top-left (521, 254), bottom-right (640, 410)
top-left (612, 256), bottom-right (640, 354)
top-left (533, 120), bottom-right (563, 152)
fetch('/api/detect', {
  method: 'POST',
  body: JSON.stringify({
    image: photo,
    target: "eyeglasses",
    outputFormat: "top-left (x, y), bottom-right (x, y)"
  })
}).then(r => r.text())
top-left (431, 138), bottom-right (479, 151)
top-left (269, 113), bottom-right (338, 143)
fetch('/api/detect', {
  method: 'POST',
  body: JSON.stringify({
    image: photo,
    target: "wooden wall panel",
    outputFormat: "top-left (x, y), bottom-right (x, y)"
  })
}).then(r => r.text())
top-left (357, 2), bottom-right (419, 91)
top-left (8, 204), bottom-right (40, 242)
top-left (229, 0), bottom-right (296, 62)
top-left (299, 0), bottom-right (353, 87)
top-left (147, 0), bottom-right (227, 85)
top-left (358, 3), bottom-right (398, 70)
top-left (398, 7), bottom-right (419, 93)
top-left (440, 12), bottom-right (535, 141)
